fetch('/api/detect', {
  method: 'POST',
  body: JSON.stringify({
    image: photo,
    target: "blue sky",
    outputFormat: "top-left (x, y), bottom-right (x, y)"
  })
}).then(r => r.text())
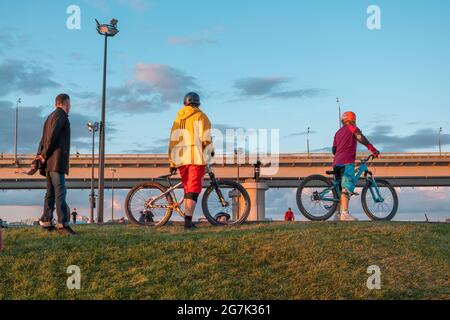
top-left (1, 0), bottom-right (449, 154)
top-left (1, 0), bottom-right (450, 222)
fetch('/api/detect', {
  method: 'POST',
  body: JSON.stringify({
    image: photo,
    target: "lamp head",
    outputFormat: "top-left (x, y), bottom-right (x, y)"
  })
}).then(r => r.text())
top-left (88, 121), bottom-right (100, 132)
top-left (96, 18), bottom-right (119, 37)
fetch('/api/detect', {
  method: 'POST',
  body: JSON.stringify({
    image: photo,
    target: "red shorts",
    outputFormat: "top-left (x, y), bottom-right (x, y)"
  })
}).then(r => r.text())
top-left (179, 165), bottom-right (205, 194)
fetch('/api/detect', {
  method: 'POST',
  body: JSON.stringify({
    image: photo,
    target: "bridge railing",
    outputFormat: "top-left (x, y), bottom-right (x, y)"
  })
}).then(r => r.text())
top-left (1, 152), bottom-right (449, 162)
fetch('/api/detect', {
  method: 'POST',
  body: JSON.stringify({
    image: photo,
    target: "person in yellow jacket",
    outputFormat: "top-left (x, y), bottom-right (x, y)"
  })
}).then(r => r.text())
top-left (168, 92), bottom-right (214, 229)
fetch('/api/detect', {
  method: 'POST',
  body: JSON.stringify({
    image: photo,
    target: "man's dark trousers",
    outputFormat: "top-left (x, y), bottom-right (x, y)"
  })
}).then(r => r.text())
top-left (41, 171), bottom-right (70, 228)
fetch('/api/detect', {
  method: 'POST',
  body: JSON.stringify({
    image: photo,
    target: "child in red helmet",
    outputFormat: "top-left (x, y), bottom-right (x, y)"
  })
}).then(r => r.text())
top-left (332, 111), bottom-right (379, 221)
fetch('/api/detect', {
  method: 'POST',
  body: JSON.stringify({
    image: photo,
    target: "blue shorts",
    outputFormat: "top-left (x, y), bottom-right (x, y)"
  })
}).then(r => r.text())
top-left (334, 164), bottom-right (356, 193)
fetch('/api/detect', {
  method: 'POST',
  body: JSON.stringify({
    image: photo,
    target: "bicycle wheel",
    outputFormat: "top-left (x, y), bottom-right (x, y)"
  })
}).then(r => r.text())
top-left (202, 180), bottom-right (251, 226)
top-left (361, 179), bottom-right (398, 221)
top-left (125, 182), bottom-right (174, 227)
top-left (296, 175), bottom-right (338, 221)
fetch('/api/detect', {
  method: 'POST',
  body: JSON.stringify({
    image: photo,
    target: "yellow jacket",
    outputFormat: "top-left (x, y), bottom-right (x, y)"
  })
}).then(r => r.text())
top-left (168, 105), bottom-right (213, 168)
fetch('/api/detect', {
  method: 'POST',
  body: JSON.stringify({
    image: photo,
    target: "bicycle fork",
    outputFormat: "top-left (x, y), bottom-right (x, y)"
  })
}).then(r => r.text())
top-left (366, 176), bottom-right (384, 203)
top-left (208, 171), bottom-right (229, 207)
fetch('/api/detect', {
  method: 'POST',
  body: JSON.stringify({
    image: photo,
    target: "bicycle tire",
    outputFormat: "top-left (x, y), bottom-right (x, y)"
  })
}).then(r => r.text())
top-left (296, 175), bottom-right (338, 221)
top-left (202, 180), bottom-right (251, 226)
top-left (125, 182), bottom-right (174, 227)
top-left (361, 179), bottom-right (398, 221)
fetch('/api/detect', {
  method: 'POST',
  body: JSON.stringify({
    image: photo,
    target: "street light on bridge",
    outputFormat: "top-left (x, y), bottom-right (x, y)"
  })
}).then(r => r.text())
top-left (95, 18), bottom-right (119, 223)
top-left (87, 121), bottom-right (99, 224)
top-left (110, 168), bottom-right (117, 222)
top-left (306, 127), bottom-right (311, 158)
top-left (14, 98), bottom-right (22, 164)
top-left (336, 97), bottom-right (342, 128)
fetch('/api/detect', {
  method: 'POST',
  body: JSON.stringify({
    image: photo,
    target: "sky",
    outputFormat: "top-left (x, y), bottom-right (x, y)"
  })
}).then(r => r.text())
top-left (0, 0), bottom-right (450, 222)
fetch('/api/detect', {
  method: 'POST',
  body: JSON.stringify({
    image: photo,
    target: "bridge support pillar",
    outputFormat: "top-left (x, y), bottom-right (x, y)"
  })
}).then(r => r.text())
top-left (242, 180), bottom-right (269, 221)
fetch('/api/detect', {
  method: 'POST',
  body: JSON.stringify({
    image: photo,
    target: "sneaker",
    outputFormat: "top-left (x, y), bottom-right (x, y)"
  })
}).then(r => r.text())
top-left (42, 226), bottom-right (57, 232)
top-left (39, 220), bottom-right (57, 231)
top-left (184, 223), bottom-right (198, 230)
top-left (340, 212), bottom-right (358, 221)
top-left (57, 226), bottom-right (78, 236)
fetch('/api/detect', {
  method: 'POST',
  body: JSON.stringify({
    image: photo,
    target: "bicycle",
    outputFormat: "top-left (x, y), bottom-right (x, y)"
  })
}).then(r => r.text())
top-left (124, 163), bottom-right (251, 227)
top-left (296, 154), bottom-right (399, 221)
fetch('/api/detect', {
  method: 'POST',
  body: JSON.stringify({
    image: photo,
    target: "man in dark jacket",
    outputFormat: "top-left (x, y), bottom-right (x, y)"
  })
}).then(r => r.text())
top-left (37, 94), bottom-right (76, 236)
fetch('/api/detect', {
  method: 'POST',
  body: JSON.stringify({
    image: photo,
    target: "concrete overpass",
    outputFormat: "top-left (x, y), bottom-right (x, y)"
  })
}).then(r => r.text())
top-left (1, 152), bottom-right (449, 189)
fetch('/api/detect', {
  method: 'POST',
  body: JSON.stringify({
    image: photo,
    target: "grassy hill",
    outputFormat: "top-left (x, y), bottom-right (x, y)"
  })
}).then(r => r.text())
top-left (0, 222), bottom-right (449, 300)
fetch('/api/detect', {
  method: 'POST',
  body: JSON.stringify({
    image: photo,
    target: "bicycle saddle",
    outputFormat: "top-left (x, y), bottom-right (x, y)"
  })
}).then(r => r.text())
top-left (326, 170), bottom-right (335, 175)
top-left (158, 173), bottom-right (175, 179)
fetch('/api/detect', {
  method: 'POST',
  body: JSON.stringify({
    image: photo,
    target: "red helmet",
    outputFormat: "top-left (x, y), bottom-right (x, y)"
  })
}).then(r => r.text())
top-left (341, 111), bottom-right (356, 123)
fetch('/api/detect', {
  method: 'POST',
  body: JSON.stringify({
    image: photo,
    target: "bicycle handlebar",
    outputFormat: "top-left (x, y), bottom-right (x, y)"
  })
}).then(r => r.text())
top-left (361, 153), bottom-right (378, 163)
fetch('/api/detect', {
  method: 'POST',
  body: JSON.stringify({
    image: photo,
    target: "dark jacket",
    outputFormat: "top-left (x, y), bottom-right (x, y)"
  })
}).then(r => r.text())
top-left (38, 108), bottom-right (71, 174)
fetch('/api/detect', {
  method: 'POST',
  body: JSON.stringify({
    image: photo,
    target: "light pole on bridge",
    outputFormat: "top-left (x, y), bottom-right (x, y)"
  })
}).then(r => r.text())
top-left (307, 127), bottom-right (311, 158)
top-left (87, 121), bottom-right (99, 224)
top-left (439, 127), bottom-right (443, 156)
top-left (14, 98), bottom-right (21, 164)
top-left (336, 97), bottom-right (342, 128)
top-left (110, 168), bottom-right (117, 222)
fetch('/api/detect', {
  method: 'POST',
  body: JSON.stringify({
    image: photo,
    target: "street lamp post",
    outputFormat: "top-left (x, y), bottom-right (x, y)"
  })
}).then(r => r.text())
top-left (95, 19), bottom-right (119, 223)
top-left (439, 127), bottom-right (443, 156)
top-left (307, 127), bottom-right (311, 158)
top-left (336, 97), bottom-right (342, 128)
top-left (234, 148), bottom-right (243, 183)
top-left (14, 98), bottom-right (21, 163)
top-left (87, 121), bottom-right (99, 224)
top-left (110, 168), bottom-right (117, 222)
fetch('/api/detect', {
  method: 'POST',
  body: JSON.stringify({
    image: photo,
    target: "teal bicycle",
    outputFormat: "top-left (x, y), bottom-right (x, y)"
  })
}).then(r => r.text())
top-left (296, 155), bottom-right (398, 221)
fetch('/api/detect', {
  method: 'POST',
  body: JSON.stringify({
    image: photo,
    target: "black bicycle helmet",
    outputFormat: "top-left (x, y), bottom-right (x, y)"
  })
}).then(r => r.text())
top-left (214, 212), bottom-right (231, 222)
top-left (183, 92), bottom-right (200, 107)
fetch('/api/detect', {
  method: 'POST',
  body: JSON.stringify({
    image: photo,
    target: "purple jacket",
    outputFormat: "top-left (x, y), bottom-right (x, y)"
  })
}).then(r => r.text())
top-left (332, 125), bottom-right (372, 166)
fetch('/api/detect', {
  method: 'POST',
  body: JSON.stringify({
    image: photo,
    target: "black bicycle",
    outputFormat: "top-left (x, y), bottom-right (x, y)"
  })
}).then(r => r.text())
top-left (296, 155), bottom-right (399, 221)
top-left (125, 164), bottom-right (251, 227)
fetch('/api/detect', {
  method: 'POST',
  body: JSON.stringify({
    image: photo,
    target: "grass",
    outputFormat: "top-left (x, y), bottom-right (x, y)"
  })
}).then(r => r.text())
top-left (0, 222), bottom-right (449, 300)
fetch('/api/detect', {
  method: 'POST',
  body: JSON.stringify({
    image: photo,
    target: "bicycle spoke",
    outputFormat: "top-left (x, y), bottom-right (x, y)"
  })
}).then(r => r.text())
top-left (203, 183), bottom-right (249, 225)
top-left (297, 176), bottom-right (337, 221)
top-left (127, 185), bottom-right (171, 226)
top-left (365, 183), bottom-right (395, 219)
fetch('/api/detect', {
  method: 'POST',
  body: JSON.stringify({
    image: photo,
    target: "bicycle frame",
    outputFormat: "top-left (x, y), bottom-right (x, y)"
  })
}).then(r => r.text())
top-left (146, 179), bottom-right (185, 216)
top-left (146, 164), bottom-right (229, 215)
top-left (318, 156), bottom-right (385, 204)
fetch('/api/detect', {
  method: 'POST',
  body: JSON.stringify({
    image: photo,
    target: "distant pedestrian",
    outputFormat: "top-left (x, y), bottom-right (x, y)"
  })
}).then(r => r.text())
top-left (36, 93), bottom-right (76, 236)
top-left (284, 208), bottom-right (295, 222)
top-left (71, 208), bottom-right (78, 224)
top-left (0, 219), bottom-right (4, 253)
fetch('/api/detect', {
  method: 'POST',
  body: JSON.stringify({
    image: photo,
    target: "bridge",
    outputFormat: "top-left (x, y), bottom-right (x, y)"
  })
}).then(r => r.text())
top-left (1, 152), bottom-right (449, 189)
top-left (2, 152), bottom-right (449, 221)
